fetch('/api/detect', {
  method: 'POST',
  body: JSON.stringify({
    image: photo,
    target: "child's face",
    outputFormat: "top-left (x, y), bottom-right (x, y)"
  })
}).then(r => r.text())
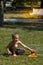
top-left (12, 34), bottom-right (19, 41)
top-left (15, 34), bottom-right (19, 40)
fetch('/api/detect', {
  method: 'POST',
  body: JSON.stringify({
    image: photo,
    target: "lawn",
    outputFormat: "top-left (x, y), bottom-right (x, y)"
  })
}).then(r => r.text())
top-left (0, 24), bottom-right (43, 65)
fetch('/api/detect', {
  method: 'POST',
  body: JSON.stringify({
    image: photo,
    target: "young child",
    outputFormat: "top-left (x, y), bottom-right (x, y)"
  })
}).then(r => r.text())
top-left (6, 33), bottom-right (35, 57)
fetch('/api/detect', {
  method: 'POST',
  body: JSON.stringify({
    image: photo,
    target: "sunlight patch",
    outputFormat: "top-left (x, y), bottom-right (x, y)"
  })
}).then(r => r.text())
top-left (30, 8), bottom-right (43, 15)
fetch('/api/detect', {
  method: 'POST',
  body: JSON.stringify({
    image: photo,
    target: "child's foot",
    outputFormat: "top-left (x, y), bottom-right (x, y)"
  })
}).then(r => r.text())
top-left (13, 54), bottom-right (17, 57)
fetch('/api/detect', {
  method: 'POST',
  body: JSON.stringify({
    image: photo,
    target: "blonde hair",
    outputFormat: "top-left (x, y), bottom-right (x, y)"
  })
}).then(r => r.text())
top-left (12, 33), bottom-right (19, 40)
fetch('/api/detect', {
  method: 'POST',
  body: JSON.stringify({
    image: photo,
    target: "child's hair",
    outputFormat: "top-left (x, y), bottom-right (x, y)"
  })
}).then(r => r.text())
top-left (12, 33), bottom-right (19, 40)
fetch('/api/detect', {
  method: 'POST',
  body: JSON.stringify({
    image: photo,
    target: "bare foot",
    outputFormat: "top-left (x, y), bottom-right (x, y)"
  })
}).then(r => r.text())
top-left (13, 54), bottom-right (17, 57)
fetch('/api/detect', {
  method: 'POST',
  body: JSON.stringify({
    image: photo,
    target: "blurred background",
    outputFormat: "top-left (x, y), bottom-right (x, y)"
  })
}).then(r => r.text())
top-left (0, 0), bottom-right (43, 19)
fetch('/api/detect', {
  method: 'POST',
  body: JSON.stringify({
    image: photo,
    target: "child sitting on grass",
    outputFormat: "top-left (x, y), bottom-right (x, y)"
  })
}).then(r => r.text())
top-left (6, 33), bottom-right (35, 57)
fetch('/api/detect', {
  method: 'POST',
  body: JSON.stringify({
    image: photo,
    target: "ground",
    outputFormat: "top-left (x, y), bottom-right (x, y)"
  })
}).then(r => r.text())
top-left (0, 23), bottom-right (43, 65)
top-left (4, 9), bottom-right (41, 19)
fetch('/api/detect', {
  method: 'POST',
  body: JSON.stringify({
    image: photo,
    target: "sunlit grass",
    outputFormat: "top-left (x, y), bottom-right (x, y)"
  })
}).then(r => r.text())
top-left (4, 10), bottom-right (40, 18)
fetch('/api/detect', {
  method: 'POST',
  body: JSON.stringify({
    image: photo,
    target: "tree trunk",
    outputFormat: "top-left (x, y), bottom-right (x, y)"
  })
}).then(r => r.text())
top-left (41, 1), bottom-right (43, 8)
top-left (0, 1), bottom-right (4, 26)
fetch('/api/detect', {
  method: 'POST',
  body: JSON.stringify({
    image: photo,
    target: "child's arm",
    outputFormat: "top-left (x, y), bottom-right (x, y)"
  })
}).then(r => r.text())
top-left (6, 41), bottom-right (12, 54)
top-left (19, 41), bottom-right (35, 53)
top-left (7, 48), bottom-right (12, 54)
top-left (6, 41), bottom-right (12, 48)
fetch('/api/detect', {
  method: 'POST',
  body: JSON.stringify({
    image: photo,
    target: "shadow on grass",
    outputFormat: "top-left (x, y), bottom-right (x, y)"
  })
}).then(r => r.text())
top-left (3, 22), bottom-right (43, 31)
top-left (3, 53), bottom-right (10, 57)
top-left (0, 53), bottom-right (12, 57)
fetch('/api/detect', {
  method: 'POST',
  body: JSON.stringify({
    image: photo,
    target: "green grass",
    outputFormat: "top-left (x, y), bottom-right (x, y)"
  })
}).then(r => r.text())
top-left (0, 25), bottom-right (43, 65)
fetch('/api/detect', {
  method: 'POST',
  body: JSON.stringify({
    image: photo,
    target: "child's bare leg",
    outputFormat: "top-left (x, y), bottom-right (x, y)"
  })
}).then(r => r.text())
top-left (13, 48), bottom-right (17, 57)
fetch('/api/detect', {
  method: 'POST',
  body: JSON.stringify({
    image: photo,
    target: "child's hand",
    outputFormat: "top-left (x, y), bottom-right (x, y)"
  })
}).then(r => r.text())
top-left (7, 48), bottom-right (12, 55)
top-left (30, 49), bottom-right (35, 53)
top-left (8, 51), bottom-right (12, 55)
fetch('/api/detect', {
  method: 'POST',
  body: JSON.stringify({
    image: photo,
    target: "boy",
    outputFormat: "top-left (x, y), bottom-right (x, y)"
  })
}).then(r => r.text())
top-left (7, 33), bottom-right (35, 57)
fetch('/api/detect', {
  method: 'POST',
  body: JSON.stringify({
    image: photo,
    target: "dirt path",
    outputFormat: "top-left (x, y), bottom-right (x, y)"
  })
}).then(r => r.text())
top-left (4, 18), bottom-right (43, 23)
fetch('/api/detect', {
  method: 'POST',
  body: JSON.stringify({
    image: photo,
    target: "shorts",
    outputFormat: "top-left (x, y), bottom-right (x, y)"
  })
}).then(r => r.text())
top-left (9, 48), bottom-right (25, 55)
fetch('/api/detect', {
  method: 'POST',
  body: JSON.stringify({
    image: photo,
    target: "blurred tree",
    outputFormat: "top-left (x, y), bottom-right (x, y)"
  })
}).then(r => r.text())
top-left (41, 0), bottom-right (43, 8)
top-left (0, 0), bottom-right (4, 26)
